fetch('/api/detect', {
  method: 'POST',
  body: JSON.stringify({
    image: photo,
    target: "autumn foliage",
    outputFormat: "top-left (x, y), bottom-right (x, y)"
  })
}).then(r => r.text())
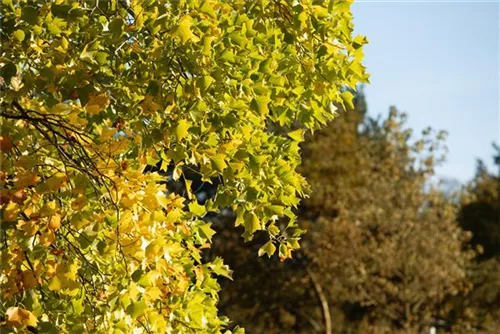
top-left (0, 0), bottom-right (368, 332)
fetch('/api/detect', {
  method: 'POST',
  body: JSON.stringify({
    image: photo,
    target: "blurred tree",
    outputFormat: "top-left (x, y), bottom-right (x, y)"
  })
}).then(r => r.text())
top-left (210, 93), bottom-right (476, 333)
top-left (447, 147), bottom-right (500, 333)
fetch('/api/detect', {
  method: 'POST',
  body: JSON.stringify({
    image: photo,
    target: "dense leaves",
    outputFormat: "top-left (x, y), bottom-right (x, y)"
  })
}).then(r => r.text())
top-left (0, 0), bottom-right (367, 332)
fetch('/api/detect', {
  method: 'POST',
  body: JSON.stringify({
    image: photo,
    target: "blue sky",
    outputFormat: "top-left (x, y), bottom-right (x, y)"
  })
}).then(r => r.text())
top-left (352, 1), bottom-right (499, 182)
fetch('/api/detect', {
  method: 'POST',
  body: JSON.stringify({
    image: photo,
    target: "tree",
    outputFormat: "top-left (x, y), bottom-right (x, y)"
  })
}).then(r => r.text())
top-left (211, 94), bottom-right (474, 333)
top-left (448, 147), bottom-right (500, 333)
top-left (0, 0), bottom-right (368, 332)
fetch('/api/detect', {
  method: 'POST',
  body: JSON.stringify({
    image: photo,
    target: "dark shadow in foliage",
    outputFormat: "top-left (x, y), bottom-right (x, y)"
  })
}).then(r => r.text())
top-left (144, 160), bottom-right (222, 206)
top-left (458, 150), bottom-right (500, 260)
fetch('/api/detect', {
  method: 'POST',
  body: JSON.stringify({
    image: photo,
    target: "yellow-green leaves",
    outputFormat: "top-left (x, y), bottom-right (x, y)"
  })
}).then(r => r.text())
top-left (0, 0), bottom-right (367, 332)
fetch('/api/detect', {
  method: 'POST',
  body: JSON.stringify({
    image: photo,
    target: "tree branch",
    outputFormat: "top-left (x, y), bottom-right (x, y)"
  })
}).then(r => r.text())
top-left (307, 266), bottom-right (332, 334)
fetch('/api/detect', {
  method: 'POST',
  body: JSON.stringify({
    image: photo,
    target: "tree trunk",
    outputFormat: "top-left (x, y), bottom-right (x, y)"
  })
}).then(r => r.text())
top-left (307, 267), bottom-right (332, 334)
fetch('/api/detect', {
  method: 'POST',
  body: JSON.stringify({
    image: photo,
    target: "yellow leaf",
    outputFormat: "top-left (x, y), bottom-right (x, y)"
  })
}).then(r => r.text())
top-left (48, 276), bottom-right (62, 291)
top-left (120, 193), bottom-right (137, 207)
top-left (48, 213), bottom-right (62, 230)
top-left (6, 307), bottom-right (37, 328)
top-left (85, 93), bottom-right (109, 114)
top-left (175, 119), bottom-right (190, 141)
top-left (51, 103), bottom-right (70, 115)
top-left (40, 201), bottom-right (57, 217)
top-left (3, 202), bottom-right (19, 221)
top-left (288, 129), bottom-right (304, 142)
top-left (140, 95), bottom-right (161, 114)
top-left (174, 15), bottom-right (199, 44)
top-left (185, 178), bottom-right (193, 200)
top-left (16, 220), bottom-right (39, 236)
top-left (156, 191), bottom-right (170, 209)
top-left (13, 29), bottom-right (25, 42)
top-left (15, 172), bottom-right (40, 188)
top-left (166, 209), bottom-right (182, 224)
top-left (21, 270), bottom-right (38, 290)
top-left (151, 210), bottom-right (167, 222)
top-left (145, 286), bottom-right (162, 301)
top-left (71, 194), bottom-right (86, 210)
top-left (39, 229), bottom-right (56, 247)
top-left (100, 127), bottom-right (116, 142)
top-left (46, 172), bottom-right (67, 191)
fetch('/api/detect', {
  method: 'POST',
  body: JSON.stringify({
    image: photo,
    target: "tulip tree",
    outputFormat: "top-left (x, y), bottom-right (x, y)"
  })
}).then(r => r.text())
top-left (0, 0), bottom-right (368, 332)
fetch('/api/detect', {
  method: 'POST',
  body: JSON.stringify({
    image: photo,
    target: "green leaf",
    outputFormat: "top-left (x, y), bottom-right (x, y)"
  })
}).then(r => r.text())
top-left (221, 50), bottom-right (236, 63)
top-left (131, 269), bottom-right (143, 282)
top-left (22, 6), bottom-right (38, 24)
top-left (268, 224), bottom-right (280, 237)
top-left (209, 257), bottom-right (233, 279)
top-left (80, 44), bottom-right (96, 63)
top-left (258, 241), bottom-right (276, 257)
top-left (210, 154), bottom-right (227, 172)
top-left (199, 223), bottom-right (216, 242)
top-left (201, 75), bottom-right (215, 91)
top-left (244, 212), bottom-right (260, 235)
top-left (235, 208), bottom-right (245, 227)
top-left (109, 17), bottom-right (124, 39)
top-left (47, 17), bottom-right (66, 36)
top-left (250, 95), bottom-right (271, 116)
top-left (267, 205), bottom-right (285, 216)
top-left (95, 52), bottom-right (108, 66)
top-left (126, 301), bottom-right (147, 319)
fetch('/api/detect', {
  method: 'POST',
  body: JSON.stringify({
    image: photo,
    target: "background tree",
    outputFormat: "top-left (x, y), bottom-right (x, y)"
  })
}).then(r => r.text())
top-left (447, 148), bottom-right (500, 333)
top-left (0, 0), bottom-right (368, 332)
top-left (211, 92), bottom-right (476, 334)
